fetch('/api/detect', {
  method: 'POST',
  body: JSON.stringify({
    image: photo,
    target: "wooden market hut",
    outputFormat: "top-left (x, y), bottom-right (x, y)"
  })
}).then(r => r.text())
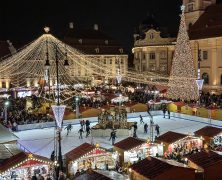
top-left (186, 151), bottom-right (222, 180)
top-left (65, 143), bottom-right (114, 177)
top-left (194, 126), bottom-right (222, 147)
top-left (156, 131), bottom-right (203, 154)
top-left (129, 157), bottom-right (195, 180)
top-left (113, 137), bottom-right (147, 166)
top-left (0, 152), bottom-right (53, 179)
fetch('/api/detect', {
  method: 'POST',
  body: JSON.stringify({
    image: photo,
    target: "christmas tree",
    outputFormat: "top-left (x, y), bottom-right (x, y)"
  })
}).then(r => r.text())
top-left (167, 5), bottom-right (198, 101)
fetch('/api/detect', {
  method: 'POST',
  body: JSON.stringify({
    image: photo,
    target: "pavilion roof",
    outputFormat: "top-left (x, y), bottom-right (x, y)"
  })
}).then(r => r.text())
top-left (194, 126), bottom-right (222, 138)
top-left (186, 151), bottom-right (222, 169)
top-left (130, 157), bottom-right (194, 179)
top-left (113, 137), bottom-right (146, 151)
top-left (65, 143), bottom-right (107, 161)
top-left (156, 131), bottom-right (187, 144)
top-left (0, 124), bottom-right (18, 144)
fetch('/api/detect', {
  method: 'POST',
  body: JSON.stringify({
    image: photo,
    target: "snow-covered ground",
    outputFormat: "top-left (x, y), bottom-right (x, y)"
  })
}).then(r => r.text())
top-left (14, 113), bottom-right (222, 159)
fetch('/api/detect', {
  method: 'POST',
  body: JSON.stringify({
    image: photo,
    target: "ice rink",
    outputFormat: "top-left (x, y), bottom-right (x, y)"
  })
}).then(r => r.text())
top-left (14, 113), bottom-right (222, 158)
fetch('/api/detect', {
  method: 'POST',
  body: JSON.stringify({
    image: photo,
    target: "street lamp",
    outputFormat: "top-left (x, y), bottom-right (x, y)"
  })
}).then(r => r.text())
top-left (75, 96), bottom-right (80, 118)
top-left (45, 34), bottom-right (69, 178)
top-left (4, 100), bottom-right (9, 122)
top-left (195, 41), bottom-right (204, 106)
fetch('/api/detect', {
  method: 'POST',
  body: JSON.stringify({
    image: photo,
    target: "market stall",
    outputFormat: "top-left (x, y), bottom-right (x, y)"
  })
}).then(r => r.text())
top-left (113, 137), bottom-right (162, 167)
top-left (156, 131), bottom-right (203, 157)
top-left (0, 152), bottom-right (54, 179)
top-left (194, 126), bottom-right (222, 149)
top-left (65, 143), bottom-right (115, 177)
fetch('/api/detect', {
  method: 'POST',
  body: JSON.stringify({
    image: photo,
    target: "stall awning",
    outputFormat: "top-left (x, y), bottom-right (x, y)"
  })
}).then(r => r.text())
top-left (0, 152), bottom-right (53, 173)
top-left (114, 137), bottom-right (146, 151)
top-left (65, 143), bottom-right (107, 162)
top-left (194, 126), bottom-right (222, 138)
top-left (156, 131), bottom-right (187, 144)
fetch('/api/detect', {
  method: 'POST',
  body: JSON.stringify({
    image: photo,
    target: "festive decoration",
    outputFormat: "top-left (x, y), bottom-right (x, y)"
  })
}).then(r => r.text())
top-left (51, 105), bottom-right (66, 128)
top-left (167, 5), bottom-right (199, 101)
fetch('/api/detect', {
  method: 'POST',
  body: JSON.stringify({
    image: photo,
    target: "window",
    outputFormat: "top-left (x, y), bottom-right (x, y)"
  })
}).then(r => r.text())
top-left (149, 53), bottom-right (156, 60)
top-left (188, 4), bottom-right (194, 12)
top-left (221, 75), bottom-right (222, 85)
top-left (110, 59), bottom-right (112, 64)
top-left (202, 73), bottom-right (209, 84)
top-left (121, 59), bottom-right (124, 64)
top-left (160, 51), bottom-right (167, 59)
top-left (104, 60), bottom-right (106, 64)
top-left (203, 51), bottom-right (208, 60)
top-left (143, 53), bottom-right (146, 59)
top-left (150, 33), bottom-right (154, 39)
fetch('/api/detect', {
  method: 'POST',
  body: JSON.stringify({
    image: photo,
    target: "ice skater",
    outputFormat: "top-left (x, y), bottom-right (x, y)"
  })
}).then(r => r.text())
top-left (86, 126), bottom-right (91, 138)
top-left (64, 124), bottom-right (72, 136)
top-left (109, 129), bottom-right (117, 145)
top-left (168, 109), bottom-right (171, 119)
top-left (144, 123), bottom-right (148, 134)
top-left (133, 122), bottom-right (138, 138)
top-left (78, 127), bottom-right (84, 139)
top-left (163, 108), bottom-right (166, 118)
top-left (155, 124), bottom-right (160, 136)
top-left (139, 115), bottom-right (144, 124)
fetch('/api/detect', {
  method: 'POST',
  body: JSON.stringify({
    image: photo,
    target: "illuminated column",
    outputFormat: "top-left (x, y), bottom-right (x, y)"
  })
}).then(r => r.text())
top-left (5, 80), bottom-right (10, 89)
top-left (0, 80), bottom-right (2, 88)
top-left (27, 79), bottom-right (31, 87)
top-left (211, 48), bottom-right (217, 86)
top-left (34, 79), bottom-right (39, 87)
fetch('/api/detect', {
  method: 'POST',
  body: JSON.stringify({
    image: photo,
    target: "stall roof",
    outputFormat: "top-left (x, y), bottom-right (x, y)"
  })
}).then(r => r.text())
top-left (0, 124), bottom-right (18, 144)
top-left (130, 157), bottom-right (194, 179)
top-left (0, 144), bottom-right (22, 161)
top-left (73, 170), bottom-right (112, 180)
top-left (113, 137), bottom-right (146, 151)
top-left (156, 131), bottom-right (187, 144)
top-left (65, 143), bottom-right (106, 161)
top-left (186, 151), bottom-right (222, 169)
top-left (0, 152), bottom-right (52, 173)
top-left (194, 126), bottom-right (222, 138)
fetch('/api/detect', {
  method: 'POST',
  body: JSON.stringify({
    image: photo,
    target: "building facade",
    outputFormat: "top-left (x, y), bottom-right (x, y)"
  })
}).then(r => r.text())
top-left (186, 1), bottom-right (222, 93)
top-left (64, 23), bottom-right (128, 85)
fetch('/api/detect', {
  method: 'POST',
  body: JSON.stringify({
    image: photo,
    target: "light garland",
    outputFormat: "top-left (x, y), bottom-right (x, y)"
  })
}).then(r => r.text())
top-left (167, 6), bottom-right (199, 101)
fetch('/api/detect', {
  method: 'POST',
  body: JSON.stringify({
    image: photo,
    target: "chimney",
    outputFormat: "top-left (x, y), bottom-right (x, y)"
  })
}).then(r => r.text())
top-left (69, 22), bottom-right (74, 29)
top-left (94, 24), bottom-right (98, 31)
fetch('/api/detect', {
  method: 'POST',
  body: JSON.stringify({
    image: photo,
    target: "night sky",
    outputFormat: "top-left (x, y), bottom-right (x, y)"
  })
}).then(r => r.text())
top-left (1, 0), bottom-right (222, 54)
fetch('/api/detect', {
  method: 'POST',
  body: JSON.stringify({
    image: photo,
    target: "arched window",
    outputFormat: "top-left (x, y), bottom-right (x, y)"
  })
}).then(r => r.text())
top-left (202, 73), bottom-right (209, 84)
top-left (221, 75), bottom-right (222, 85)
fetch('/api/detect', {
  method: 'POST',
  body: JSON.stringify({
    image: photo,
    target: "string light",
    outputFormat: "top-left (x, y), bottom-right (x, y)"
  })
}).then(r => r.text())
top-left (167, 6), bottom-right (199, 101)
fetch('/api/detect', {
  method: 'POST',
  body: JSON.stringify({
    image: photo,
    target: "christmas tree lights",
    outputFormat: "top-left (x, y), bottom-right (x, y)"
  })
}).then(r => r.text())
top-left (167, 5), bottom-right (199, 101)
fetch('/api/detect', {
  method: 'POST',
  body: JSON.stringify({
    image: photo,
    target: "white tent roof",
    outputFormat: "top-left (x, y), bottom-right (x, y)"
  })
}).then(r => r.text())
top-left (0, 124), bottom-right (18, 144)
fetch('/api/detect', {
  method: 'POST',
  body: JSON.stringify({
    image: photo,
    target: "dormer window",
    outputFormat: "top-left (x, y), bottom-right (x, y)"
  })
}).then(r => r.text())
top-left (95, 48), bottom-right (100, 53)
top-left (150, 33), bottom-right (154, 39)
top-left (105, 40), bottom-right (109, 45)
top-left (78, 39), bottom-right (82, 44)
top-left (119, 48), bottom-right (123, 54)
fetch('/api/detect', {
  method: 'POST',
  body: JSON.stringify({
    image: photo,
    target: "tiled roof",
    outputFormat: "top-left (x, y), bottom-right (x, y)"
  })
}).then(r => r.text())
top-left (114, 137), bottom-right (146, 151)
top-left (186, 151), bottom-right (222, 168)
top-left (130, 157), bottom-right (175, 179)
top-left (73, 170), bottom-right (112, 180)
top-left (189, 4), bottom-right (222, 40)
top-left (65, 143), bottom-right (105, 161)
top-left (0, 152), bottom-right (52, 173)
top-left (64, 29), bottom-right (126, 55)
top-left (0, 41), bottom-right (10, 58)
top-left (156, 131), bottom-right (187, 144)
top-left (194, 126), bottom-right (222, 138)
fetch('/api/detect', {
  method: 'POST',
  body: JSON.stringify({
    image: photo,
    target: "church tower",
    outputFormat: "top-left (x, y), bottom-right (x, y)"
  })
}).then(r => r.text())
top-left (183, 0), bottom-right (216, 29)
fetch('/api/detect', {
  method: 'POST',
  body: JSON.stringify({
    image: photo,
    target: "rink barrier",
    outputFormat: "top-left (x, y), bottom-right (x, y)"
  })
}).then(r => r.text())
top-left (16, 111), bottom-right (222, 131)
